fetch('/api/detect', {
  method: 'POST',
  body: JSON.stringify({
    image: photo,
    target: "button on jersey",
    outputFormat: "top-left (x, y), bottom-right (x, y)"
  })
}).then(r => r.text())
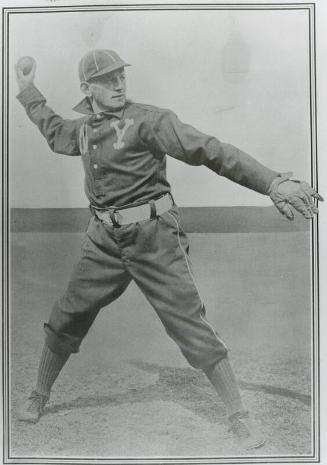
top-left (76, 105), bottom-right (171, 206)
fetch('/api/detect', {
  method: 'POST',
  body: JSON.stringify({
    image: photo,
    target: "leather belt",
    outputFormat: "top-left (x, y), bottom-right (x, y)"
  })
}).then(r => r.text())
top-left (91, 193), bottom-right (173, 227)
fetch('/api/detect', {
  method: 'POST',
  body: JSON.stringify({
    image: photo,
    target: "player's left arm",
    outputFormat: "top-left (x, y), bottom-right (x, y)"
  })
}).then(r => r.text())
top-left (141, 110), bottom-right (323, 220)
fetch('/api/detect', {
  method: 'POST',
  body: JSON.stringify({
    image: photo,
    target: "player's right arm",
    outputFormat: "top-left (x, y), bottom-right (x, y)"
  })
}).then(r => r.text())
top-left (15, 57), bottom-right (81, 156)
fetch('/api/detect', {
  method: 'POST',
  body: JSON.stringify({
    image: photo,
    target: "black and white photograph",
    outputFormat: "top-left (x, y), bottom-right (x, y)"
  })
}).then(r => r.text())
top-left (1, 1), bottom-right (327, 464)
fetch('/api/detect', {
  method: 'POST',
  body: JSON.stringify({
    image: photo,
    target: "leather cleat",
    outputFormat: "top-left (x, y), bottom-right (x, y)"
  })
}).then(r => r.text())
top-left (17, 391), bottom-right (49, 424)
top-left (228, 411), bottom-right (265, 450)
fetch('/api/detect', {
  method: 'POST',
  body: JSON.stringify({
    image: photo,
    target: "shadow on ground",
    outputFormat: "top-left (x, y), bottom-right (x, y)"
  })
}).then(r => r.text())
top-left (45, 360), bottom-right (310, 423)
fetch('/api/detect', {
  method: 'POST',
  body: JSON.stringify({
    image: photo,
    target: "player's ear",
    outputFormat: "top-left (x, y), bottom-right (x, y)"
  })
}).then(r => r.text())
top-left (80, 81), bottom-right (92, 97)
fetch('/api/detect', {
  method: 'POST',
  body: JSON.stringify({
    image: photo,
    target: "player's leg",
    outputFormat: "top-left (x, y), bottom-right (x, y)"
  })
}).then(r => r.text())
top-left (203, 360), bottom-right (264, 449)
top-left (18, 216), bottom-right (132, 423)
top-left (128, 205), bottom-right (264, 449)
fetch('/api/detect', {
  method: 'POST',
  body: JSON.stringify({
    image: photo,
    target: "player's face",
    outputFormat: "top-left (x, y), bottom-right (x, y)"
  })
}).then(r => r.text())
top-left (85, 68), bottom-right (127, 111)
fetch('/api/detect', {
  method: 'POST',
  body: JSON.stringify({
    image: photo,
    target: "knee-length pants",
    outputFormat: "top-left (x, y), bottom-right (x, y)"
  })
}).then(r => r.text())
top-left (44, 205), bottom-right (228, 369)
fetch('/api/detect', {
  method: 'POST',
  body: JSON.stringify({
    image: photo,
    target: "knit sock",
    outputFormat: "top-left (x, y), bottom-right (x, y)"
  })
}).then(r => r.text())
top-left (35, 344), bottom-right (70, 398)
top-left (203, 357), bottom-right (246, 419)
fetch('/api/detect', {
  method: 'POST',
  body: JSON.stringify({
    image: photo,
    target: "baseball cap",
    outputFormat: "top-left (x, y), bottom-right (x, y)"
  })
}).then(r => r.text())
top-left (78, 49), bottom-right (130, 82)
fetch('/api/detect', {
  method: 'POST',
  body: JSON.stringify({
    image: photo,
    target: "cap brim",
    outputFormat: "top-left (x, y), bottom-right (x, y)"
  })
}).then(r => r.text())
top-left (91, 61), bottom-right (131, 79)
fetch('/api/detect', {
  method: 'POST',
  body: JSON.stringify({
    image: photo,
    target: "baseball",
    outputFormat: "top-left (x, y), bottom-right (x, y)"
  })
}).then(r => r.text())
top-left (17, 56), bottom-right (35, 75)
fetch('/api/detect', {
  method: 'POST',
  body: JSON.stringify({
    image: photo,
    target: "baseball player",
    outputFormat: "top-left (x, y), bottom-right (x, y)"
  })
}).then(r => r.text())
top-left (15, 50), bottom-right (323, 450)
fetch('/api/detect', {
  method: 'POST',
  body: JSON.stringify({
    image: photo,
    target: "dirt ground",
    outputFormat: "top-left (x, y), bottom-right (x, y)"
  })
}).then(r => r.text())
top-left (8, 231), bottom-right (313, 461)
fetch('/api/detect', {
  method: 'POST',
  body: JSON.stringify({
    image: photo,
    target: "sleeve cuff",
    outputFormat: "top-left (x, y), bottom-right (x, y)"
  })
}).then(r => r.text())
top-left (267, 172), bottom-right (293, 194)
top-left (16, 84), bottom-right (46, 107)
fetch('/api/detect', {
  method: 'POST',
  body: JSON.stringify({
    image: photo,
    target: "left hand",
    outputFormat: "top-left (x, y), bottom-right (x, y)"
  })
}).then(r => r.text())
top-left (269, 172), bottom-right (324, 220)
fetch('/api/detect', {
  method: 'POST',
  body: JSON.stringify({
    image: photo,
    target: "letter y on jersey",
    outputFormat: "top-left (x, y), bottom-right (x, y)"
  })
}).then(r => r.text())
top-left (110, 118), bottom-right (134, 149)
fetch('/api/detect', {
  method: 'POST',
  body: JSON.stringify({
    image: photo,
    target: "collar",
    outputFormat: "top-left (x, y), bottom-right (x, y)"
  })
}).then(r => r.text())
top-left (72, 96), bottom-right (125, 119)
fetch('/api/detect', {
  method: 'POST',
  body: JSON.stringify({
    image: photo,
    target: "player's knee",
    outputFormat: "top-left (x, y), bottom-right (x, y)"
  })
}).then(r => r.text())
top-left (182, 345), bottom-right (228, 370)
top-left (44, 323), bottom-right (81, 355)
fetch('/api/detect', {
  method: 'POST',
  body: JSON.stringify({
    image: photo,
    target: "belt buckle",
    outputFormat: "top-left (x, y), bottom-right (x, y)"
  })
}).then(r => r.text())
top-left (109, 208), bottom-right (122, 227)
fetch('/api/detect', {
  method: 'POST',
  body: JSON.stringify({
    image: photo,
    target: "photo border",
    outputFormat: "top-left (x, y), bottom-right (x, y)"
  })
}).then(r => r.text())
top-left (1, 2), bottom-right (320, 464)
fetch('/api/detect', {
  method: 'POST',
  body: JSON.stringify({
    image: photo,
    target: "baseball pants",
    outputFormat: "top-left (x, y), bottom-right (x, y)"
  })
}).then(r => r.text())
top-left (44, 204), bottom-right (228, 369)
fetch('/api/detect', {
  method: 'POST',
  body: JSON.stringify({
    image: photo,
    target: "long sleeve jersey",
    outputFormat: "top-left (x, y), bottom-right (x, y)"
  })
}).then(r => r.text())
top-left (17, 84), bottom-right (278, 208)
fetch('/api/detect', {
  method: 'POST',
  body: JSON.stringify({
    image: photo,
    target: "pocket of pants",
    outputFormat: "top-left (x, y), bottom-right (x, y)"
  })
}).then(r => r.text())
top-left (85, 215), bottom-right (95, 233)
top-left (159, 206), bottom-right (185, 234)
top-left (80, 216), bottom-right (95, 254)
top-left (80, 235), bottom-right (90, 256)
top-left (159, 206), bottom-right (190, 256)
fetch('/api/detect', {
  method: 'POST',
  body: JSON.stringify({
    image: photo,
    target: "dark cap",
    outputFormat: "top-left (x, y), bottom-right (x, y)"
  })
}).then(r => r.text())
top-left (78, 49), bottom-right (130, 82)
